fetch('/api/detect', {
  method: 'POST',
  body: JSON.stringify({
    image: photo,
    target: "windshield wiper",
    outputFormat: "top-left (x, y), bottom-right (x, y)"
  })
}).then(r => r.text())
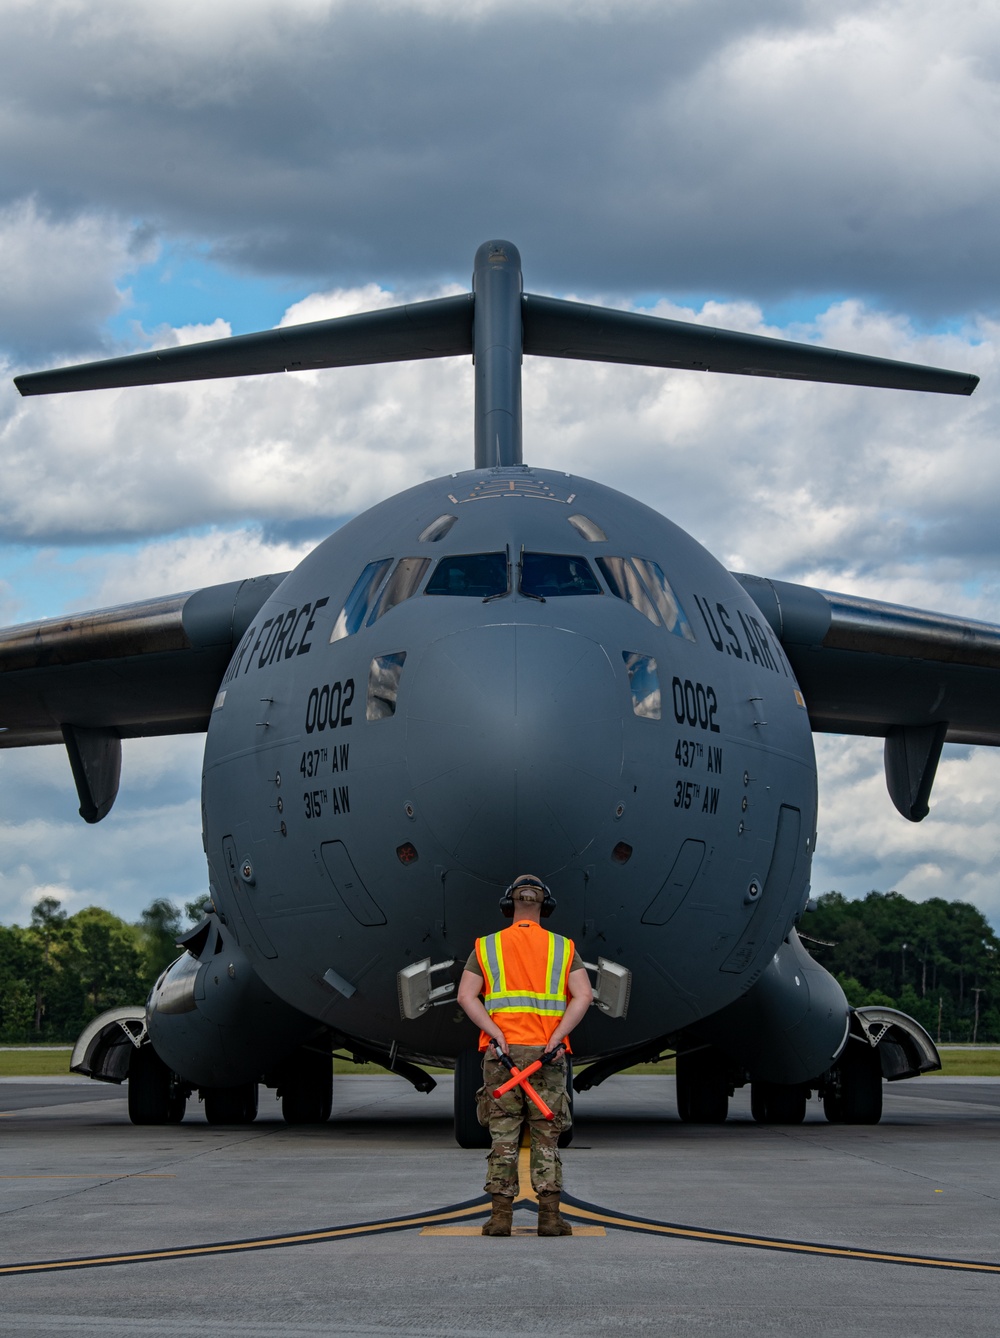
top-left (517, 544), bottom-right (545, 603)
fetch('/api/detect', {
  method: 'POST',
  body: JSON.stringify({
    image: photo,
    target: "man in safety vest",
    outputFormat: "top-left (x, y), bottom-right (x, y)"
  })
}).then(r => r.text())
top-left (457, 874), bottom-right (593, 1237)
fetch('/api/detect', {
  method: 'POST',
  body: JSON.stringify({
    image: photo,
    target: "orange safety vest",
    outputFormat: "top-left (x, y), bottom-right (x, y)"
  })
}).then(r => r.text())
top-left (474, 919), bottom-right (575, 1050)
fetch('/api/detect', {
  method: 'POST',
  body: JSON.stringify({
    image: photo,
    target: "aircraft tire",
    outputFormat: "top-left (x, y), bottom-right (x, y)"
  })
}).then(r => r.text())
top-left (823, 1042), bottom-right (883, 1125)
top-left (281, 1051), bottom-right (333, 1125)
top-left (128, 1043), bottom-right (186, 1125)
top-left (454, 1048), bottom-right (490, 1149)
top-left (203, 1081), bottom-right (259, 1125)
top-left (557, 1057), bottom-right (574, 1149)
top-left (750, 1080), bottom-right (807, 1125)
top-left (676, 1048), bottom-right (729, 1123)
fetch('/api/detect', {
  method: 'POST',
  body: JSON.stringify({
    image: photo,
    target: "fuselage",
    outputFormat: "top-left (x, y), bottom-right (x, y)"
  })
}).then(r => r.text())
top-left (202, 464), bottom-right (818, 1062)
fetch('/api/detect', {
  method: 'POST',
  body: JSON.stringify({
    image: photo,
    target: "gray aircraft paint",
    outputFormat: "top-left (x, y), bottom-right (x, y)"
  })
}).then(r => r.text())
top-left (196, 463), bottom-right (816, 1062)
top-left (5, 241), bottom-right (980, 1099)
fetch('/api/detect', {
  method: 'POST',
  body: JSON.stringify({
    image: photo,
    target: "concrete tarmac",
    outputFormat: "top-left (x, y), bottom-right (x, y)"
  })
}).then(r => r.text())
top-left (0, 1073), bottom-right (998, 1336)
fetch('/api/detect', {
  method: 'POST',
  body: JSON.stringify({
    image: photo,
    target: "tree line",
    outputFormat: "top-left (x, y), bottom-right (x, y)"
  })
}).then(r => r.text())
top-left (0, 888), bottom-right (997, 1045)
top-left (805, 890), bottom-right (1000, 1043)
top-left (0, 896), bottom-right (203, 1045)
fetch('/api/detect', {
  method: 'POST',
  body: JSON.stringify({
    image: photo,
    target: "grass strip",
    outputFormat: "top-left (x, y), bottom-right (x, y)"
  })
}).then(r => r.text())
top-left (1, 1048), bottom-right (998, 1080)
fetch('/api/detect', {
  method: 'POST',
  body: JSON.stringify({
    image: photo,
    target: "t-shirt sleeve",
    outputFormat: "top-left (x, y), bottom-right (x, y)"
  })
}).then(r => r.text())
top-left (570, 950), bottom-right (585, 973)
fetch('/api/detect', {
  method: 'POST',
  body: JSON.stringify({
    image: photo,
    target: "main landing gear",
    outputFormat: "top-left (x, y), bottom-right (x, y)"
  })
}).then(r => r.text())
top-left (278, 1048), bottom-right (334, 1125)
top-left (675, 1047), bottom-right (730, 1123)
top-left (202, 1081), bottom-right (259, 1125)
top-left (823, 1040), bottom-right (883, 1124)
top-left (126, 1045), bottom-right (337, 1127)
top-left (750, 1080), bottom-right (808, 1125)
top-left (673, 1045), bottom-right (880, 1125)
top-left (454, 1048), bottom-right (490, 1149)
top-left (127, 1043), bottom-right (187, 1125)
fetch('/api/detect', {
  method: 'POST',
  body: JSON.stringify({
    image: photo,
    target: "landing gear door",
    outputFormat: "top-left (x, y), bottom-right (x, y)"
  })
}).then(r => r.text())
top-left (222, 835), bottom-right (278, 959)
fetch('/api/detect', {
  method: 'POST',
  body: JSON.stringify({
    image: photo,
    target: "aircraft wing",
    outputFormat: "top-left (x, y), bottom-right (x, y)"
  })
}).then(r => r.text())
top-left (735, 573), bottom-right (1000, 820)
top-left (0, 573), bottom-right (288, 748)
top-left (0, 574), bottom-right (286, 820)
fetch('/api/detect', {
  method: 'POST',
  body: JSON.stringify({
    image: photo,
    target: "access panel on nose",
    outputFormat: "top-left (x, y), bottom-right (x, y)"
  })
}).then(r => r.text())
top-left (404, 624), bottom-right (622, 879)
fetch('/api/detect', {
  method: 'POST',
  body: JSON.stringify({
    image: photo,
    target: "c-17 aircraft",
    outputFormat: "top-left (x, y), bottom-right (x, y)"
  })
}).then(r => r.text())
top-left (3, 241), bottom-right (991, 1141)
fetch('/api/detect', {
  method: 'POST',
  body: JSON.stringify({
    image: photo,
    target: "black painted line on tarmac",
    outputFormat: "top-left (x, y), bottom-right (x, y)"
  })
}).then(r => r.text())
top-left (2, 1190), bottom-right (998, 1278)
top-left (560, 1195), bottom-right (1000, 1274)
top-left (0, 1198), bottom-right (492, 1277)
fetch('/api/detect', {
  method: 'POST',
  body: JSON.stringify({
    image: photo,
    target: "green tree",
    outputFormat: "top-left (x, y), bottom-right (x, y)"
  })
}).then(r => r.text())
top-left (139, 898), bottom-right (184, 981)
top-left (28, 896), bottom-right (68, 1034)
top-left (0, 925), bottom-right (44, 1042)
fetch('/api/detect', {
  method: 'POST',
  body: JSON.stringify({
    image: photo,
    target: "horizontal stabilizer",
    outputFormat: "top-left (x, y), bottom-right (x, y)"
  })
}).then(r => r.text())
top-left (15, 287), bottom-right (977, 400)
top-left (522, 295), bottom-right (979, 396)
top-left (15, 295), bottom-right (473, 396)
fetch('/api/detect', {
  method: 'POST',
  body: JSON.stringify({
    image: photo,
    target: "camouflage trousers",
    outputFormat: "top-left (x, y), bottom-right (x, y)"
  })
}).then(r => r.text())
top-left (477, 1045), bottom-right (572, 1197)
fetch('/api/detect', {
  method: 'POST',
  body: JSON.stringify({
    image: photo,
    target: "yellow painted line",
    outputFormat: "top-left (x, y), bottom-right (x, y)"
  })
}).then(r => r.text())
top-left (0, 1201), bottom-right (491, 1277)
top-left (0, 1177), bottom-right (993, 1278)
top-left (561, 1203), bottom-right (1000, 1275)
top-left (421, 1225), bottom-right (605, 1237)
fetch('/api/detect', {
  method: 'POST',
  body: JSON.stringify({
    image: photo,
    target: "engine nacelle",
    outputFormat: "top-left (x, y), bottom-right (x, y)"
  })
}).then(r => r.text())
top-left (146, 913), bottom-right (315, 1087)
top-left (696, 930), bottom-right (851, 1084)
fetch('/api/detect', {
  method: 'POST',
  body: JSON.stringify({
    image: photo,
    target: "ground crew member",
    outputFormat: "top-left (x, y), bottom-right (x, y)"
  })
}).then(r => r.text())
top-left (457, 874), bottom-right (593, 1237)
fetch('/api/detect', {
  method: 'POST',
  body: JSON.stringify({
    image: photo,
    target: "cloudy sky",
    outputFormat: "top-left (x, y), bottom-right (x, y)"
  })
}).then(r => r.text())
top-left (1, 0), bottom-right (999, 929)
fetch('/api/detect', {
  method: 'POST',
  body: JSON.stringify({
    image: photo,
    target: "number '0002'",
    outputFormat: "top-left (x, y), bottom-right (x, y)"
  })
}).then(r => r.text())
top-left (671, 677), bottom-right (720, 733)
top-left (305, 679), bottom-right (355, 733)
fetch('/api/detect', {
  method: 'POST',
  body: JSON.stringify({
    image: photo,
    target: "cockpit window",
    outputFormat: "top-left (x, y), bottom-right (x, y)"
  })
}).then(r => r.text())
top-left (425, 552), bottom-right (509, 598)
top-left (622, 652), bottom-right (661, 719)
top-left (367, 558), bottom-right (430, 624)
top-left (519, 553), bottom-right (602, 599)
top-left (596, 556), bottom-right (696, 641)
top-left (418, 514), bottom-right (458, 543)
top-left (596, 556), bottom-right (660, 625)
top-left (567, 513), bottom-right (608, 543)
top-left (631, 558), bottom-right (696, 642)
top-left (330, 558), bottom-right (393, 643)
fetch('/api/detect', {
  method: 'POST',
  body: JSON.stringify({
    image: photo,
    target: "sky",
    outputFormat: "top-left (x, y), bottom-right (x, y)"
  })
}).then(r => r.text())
top-left (1, 0), bottom-right (1000, 928)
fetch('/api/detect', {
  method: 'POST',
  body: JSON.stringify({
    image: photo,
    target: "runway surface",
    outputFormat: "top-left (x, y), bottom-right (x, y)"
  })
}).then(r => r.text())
top-left (0, 1073), bottom-right (998, 1336)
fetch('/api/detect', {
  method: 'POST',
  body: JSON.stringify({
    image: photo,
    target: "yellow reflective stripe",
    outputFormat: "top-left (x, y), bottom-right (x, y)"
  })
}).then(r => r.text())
top-left (478, 933), bottom-right (502, 994)
top-left (549, 934), bottom-right (569, 998)
top-left (481, 931), bottom-right (574, 1016)
top-left (487, 997), bottom-right (565, 1014)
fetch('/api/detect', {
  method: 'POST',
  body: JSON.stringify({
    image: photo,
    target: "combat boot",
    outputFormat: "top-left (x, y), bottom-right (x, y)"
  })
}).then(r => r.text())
top-left (482, 1194), bottom-right (514, 1236)
top-left (536, 1191), bottom-right (573, 1236)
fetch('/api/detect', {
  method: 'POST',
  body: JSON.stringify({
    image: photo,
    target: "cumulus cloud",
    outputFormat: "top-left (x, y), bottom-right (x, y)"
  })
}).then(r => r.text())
top-left (812, 735), bottom-right (1000, 922)
top-left (0, 198), bottom-right (156, 357)
top-left (3, 283), bottom-right (998, 928)
top-left (0, 735), bottom-right (207, 924)
top-left (3, 287), bottom-right (995, 594)
top-left (2, 0), bottom-right (1000, 931)
top-left (0, 1), bottom-right (997, 311)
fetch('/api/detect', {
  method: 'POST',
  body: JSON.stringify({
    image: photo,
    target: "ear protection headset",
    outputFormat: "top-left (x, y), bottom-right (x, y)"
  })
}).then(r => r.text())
top-left (499, 874), bottom-right (557, 919)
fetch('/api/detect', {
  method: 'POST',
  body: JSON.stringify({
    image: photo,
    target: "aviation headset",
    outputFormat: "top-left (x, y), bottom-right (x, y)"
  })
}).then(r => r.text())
top-left (499, 874), bottom-right (557, 919)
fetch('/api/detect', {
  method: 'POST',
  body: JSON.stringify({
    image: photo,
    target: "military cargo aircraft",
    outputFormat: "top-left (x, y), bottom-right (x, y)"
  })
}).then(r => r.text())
top-left (3, 241), bottom-right (989, 1142)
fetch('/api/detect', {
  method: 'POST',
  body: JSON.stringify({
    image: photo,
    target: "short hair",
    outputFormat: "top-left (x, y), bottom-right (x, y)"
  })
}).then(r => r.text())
top-left (511, 876), bottom-right (544, 902)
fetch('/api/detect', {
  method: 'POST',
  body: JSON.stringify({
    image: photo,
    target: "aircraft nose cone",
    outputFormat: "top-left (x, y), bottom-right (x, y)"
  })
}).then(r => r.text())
top-left (405, 624), bottom-right (623, 880)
